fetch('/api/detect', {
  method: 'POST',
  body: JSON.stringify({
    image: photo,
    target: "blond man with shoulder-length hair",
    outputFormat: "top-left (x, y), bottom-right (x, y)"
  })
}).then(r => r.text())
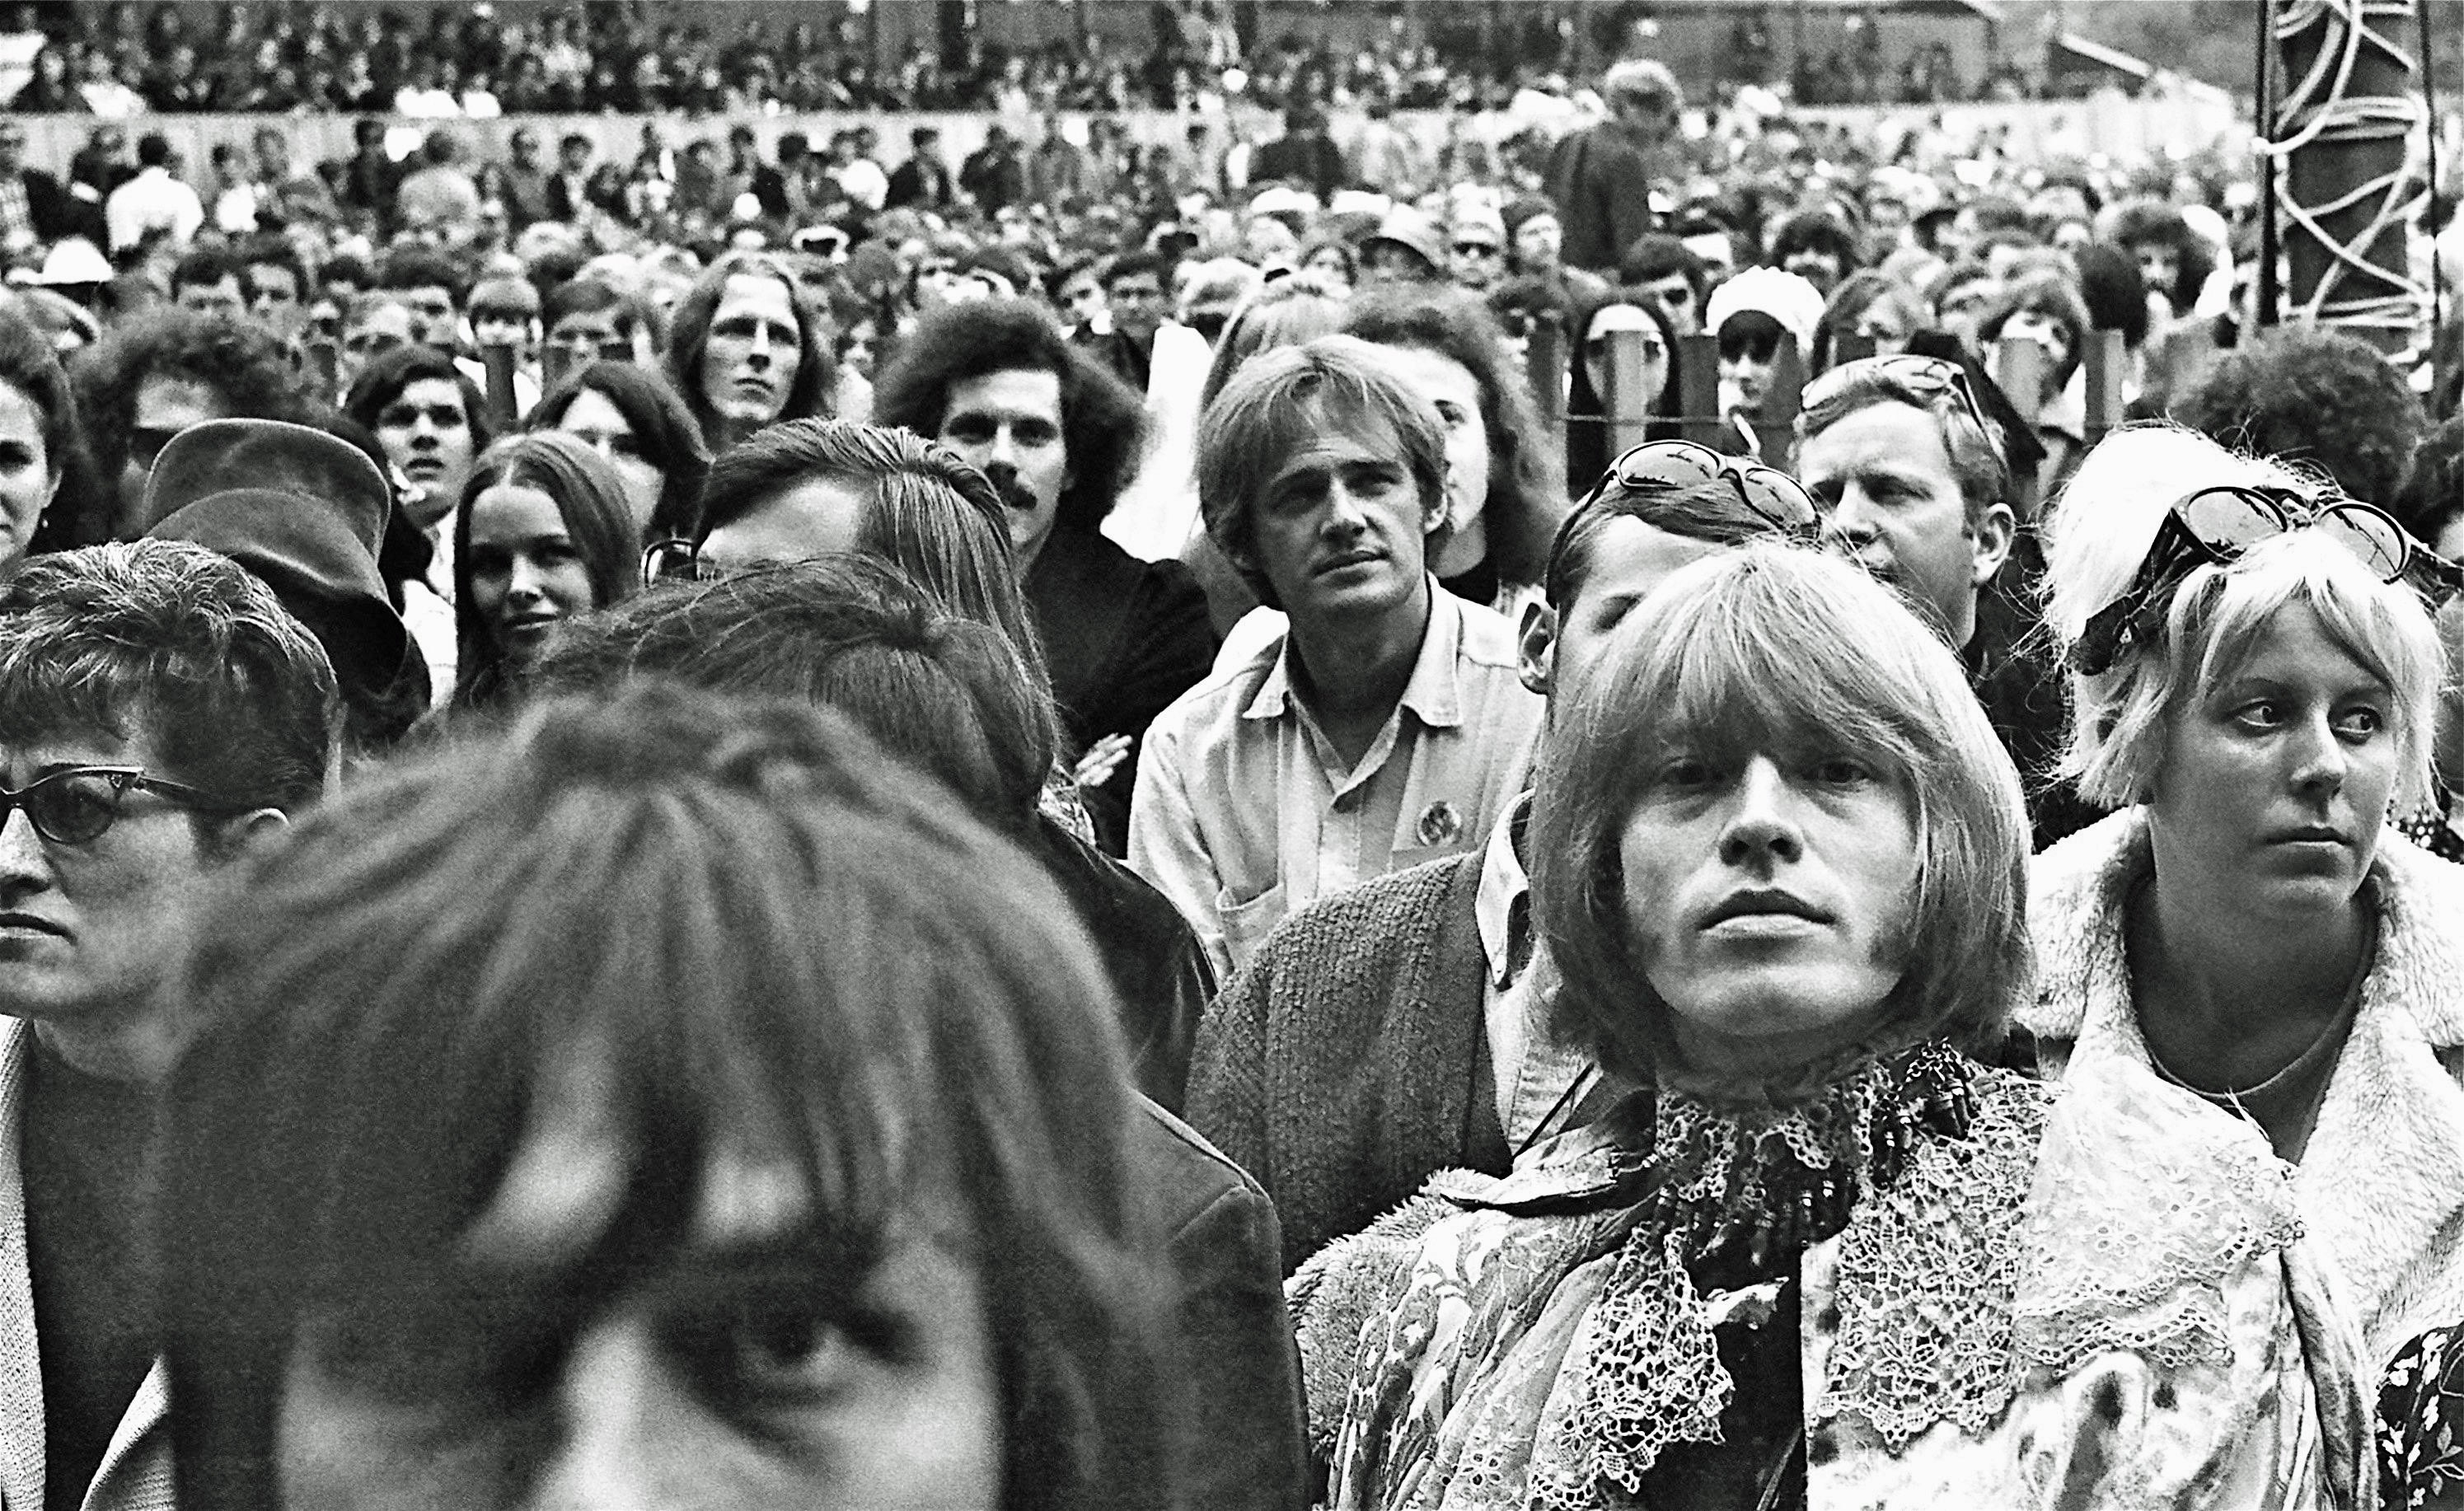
top-left (1300, 545), bottom-right (2387, 1504)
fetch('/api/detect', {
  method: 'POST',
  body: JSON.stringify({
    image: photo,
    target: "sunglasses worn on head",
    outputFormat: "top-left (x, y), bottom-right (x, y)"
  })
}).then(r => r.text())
top-left (2069, 484), bottom-right (2464, 676)
top-left (0, 766), bottom-right (232, 845)
top-left (1802, 354), bottom-right (2005, 466)
top-left (1584, 439), bottom-right (1820, 540)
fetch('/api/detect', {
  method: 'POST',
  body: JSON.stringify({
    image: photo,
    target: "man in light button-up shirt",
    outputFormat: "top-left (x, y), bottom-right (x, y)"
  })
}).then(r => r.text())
top-left (1131, 336), bottom-right (1542, 981)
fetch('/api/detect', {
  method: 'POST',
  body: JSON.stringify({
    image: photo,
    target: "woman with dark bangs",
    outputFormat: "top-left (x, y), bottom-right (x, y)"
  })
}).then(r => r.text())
top-left (153, 682), bottom-right (1175, 1511)
top-left (527, 359), bottom-right (712, 545)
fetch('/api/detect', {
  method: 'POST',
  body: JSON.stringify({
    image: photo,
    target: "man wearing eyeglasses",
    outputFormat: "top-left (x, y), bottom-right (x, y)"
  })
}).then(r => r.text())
top-left (0, 539), bottom-right (335, 1511)
top-left (1445, 203), bottom-right (1507, 295)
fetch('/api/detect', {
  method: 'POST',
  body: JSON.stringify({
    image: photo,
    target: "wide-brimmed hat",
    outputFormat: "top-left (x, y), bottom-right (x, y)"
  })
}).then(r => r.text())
top-left (143, 419), bottom-right (430, 746)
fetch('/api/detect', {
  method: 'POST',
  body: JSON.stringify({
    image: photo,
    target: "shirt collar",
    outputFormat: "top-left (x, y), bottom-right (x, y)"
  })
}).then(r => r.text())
top-left (1242, 580), bottom-right (1468, 726)
top-left (1477, 790), bottom-right (1535, 989)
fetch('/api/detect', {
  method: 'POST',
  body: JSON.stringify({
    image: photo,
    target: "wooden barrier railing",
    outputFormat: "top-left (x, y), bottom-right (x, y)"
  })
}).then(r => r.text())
top-left (1540, 325), bottom-right (2136, 503)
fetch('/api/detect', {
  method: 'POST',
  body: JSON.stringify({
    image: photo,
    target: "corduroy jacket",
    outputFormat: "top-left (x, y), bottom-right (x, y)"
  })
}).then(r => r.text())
top-left (1187, 852), bottom-right (1511, 1275)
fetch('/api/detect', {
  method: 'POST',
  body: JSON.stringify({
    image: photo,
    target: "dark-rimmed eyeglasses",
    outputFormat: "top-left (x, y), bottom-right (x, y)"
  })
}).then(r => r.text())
top-left (2069, 484), bottom-right (2464, 676)
top-left (1802, 354), bottom-right (2004, 465)
top-left (1451, 241), bottom-right (1501, 257)
top-left (640, 537), bottom-right (705, 590)
top-left (1581, 439), bottom-right (1820, 540)
top-left (0, 767), bottom-right (235, 846)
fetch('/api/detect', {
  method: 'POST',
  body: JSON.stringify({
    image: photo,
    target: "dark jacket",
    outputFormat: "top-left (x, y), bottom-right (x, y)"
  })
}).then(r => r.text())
top-left (3, 167), bottom-right (77, 243)
top-left (1543, 123), bottom-right (1659, 272)
top-left (1188, 852), bottom-right (1510, 1274)
top-left (1035, 815), bottom-right (1214, 1112)
top-left (1069, 325), bottom-right (1151, 395)
top-left (884, 154), bottom-right (953, 211)
top-left (1024, 526), bottom-right (1218, 856)
top-left (958, 144), bottom-right (1026, 214)
top-left (1136, 1100), bottom-right (1309, 1511)
top-left (1249, 133), bottom-right (1347, 203)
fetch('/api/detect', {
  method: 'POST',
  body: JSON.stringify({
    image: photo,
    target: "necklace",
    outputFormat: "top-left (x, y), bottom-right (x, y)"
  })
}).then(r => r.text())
top-left (1637, 1040), bottom-right (1976, 1276)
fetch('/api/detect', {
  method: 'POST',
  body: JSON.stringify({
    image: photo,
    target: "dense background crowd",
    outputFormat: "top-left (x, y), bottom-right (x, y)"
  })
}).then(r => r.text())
top-left (0, 0), bottom-right (2209, 119)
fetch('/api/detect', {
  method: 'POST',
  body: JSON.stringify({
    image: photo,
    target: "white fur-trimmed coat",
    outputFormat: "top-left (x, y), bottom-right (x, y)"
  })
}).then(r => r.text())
top-left (2022, 808), bottom-right (2464, 1369)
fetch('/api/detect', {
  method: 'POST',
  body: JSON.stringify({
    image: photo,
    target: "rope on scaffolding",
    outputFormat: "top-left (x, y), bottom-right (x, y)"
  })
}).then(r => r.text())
top-left (2260, 0), bottom-right (2427, 335)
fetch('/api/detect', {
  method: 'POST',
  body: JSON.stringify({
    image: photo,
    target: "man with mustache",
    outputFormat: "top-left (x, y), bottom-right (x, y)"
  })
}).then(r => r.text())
top-left (1130, 337), bottom-right (1544, 985)
top-left (874, 299), bottom-right (1217, 857)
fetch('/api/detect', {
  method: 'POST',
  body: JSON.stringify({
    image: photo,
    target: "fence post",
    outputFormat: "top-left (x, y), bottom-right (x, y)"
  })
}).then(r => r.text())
top-left (1677, 333), bottom-right (1722, 448)
top-left (1525, 317), bottom-right (1567, 471)
top-left (1758, 342), bottom-right (1805, 468)
top-left (304, 337), bottom-right (339, 405)
top-left (1601, 325), bottom-right (1653, 461)
top-left (2082, 329), bottom-right (2127, 445)
top-left (480, 344), bottom-right (519, 433)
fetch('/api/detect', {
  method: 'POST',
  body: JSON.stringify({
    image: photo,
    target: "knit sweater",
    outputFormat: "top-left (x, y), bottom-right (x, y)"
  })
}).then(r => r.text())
top-left (1187, 852), bottom-right (1509, 1275)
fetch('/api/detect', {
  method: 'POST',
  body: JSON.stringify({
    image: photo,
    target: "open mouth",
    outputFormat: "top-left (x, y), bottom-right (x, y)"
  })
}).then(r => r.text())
top-left (1316, 549), bottom-right (1381, 576)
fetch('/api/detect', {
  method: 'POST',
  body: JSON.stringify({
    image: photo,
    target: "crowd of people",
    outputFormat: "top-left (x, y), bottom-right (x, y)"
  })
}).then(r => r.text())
top-left (0, 1), bottom-right (2104, 120)
top-left (0, 28), bottom-right (2462, 1511)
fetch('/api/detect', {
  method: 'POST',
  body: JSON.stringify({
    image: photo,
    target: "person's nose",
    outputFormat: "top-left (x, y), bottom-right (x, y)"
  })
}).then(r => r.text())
top-left (1319, 477), bottom-right (1371, 540)
top-left (1716, 755), bottom-right (1806, 869)
top-left (0, 805), bottom-right (54, 904)
top-left (1822, 484), bottom-right (1880, 552)
top-left (2286, 707), bottom-right (2349, 802)
top-left (523, 1317), bottom-right (700, 1511)
top-left (505, 554), bottom-right (546, 604)
top-left (742, 323), bottom-right (772, 367)
top-left (985, 422), bottom-right (1020, 472)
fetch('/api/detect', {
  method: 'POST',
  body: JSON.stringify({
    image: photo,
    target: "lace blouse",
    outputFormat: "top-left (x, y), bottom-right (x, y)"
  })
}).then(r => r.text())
top-left (1295, 1050), bottom-right (2368, 1510)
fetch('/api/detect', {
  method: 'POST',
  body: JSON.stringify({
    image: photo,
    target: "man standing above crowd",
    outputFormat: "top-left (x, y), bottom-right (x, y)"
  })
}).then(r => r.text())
top-left (0, 123), bottom-right (76, 252)
top-left (1073, 250), bottom-right (1172, 394)
top-left (103, 134), bottom-right (201, 258)
top-left (876, 299), bottom-right (1216, 855)
top-left (1545, 58), bottom-right (1683, 273)
top-left (1132, 336), bottom-right (1541, 982)
top-left (886, 124), bottom-right (954, 212)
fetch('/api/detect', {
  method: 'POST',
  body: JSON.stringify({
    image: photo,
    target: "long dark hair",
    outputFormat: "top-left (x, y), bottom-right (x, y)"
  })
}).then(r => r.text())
top-left (526, 359), bottom-right (712, 541)
top-left (1341, 284), bottom-right (1569, 592)
top-left (660, 250), bottom-right (833, 452)
top-left (448, 432), bottom-right (639, 709)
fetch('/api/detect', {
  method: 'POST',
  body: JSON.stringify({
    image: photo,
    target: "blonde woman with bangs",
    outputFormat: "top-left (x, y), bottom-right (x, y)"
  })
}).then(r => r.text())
top-left (1292, 545), bottom-right (2354, 1507)
top-left (2027, 423), bottom-right (2464, 1504)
